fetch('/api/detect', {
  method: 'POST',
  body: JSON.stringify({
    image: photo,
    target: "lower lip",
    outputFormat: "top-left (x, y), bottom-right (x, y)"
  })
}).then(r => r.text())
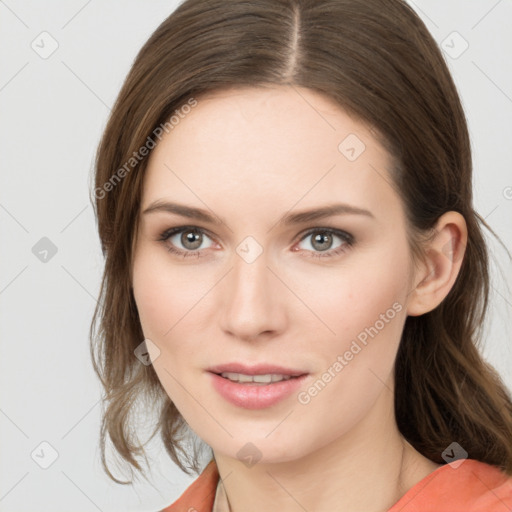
top-left (208, 372), bottom-right (308, 410)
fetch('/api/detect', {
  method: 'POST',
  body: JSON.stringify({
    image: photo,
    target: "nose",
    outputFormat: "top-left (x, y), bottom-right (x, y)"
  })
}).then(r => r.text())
top-left (219, 248), bottom-right (287, 342)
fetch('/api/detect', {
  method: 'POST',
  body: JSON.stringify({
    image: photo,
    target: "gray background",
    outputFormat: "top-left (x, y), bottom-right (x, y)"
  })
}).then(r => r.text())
top-left (1, 1), bottom-right (511, 511)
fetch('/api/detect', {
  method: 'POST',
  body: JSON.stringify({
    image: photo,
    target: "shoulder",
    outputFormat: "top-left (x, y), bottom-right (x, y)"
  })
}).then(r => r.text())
top-left (389, 459), bottom-right (512, 512)
top-left (160, 459), bottom-right (219, 512)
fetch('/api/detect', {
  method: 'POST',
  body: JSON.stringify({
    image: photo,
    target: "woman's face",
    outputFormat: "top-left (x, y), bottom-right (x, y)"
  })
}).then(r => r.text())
top-left (132, 85), bottom-right (419, 464)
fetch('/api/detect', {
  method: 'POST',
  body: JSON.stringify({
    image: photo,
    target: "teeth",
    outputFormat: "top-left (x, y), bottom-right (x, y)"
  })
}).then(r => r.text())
top-left (220, 372), bottom-right (293, 383)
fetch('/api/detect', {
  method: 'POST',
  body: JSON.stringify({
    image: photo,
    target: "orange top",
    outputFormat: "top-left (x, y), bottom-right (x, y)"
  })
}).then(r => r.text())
top-left (161, 458), bottom-right (512, 512)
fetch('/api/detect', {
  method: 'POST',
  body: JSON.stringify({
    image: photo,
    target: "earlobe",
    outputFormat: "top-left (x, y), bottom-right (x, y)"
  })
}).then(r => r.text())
top-left (406, 211), bottom-right (468, 317)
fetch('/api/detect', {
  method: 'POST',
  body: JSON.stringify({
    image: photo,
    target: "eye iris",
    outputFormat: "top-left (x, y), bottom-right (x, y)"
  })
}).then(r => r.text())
top-left (312, 232), bottom-right (332, 251)
top-left (182, 230), bottom-right (202, 250)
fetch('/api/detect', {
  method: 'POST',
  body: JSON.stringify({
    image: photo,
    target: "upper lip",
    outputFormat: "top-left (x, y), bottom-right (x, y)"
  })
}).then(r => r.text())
top-left (207, 363), bottom-right (308, 377)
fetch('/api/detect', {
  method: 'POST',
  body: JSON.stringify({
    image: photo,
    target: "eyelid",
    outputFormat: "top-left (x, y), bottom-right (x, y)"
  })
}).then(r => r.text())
top-left (158, 225), bottom-right (216, 243)
top-left (295, 226), bottom-right (354, 245)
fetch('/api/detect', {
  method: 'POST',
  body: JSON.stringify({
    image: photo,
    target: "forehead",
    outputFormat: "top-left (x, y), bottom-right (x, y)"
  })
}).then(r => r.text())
top-left (142, 86), bottom-right (402, 223)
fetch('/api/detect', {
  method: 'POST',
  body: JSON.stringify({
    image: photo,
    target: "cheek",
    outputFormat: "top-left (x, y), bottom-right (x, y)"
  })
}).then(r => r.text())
top-left (132, 246), bottom-right (210, 339)
top-left (294, 244), bottom-right (410, 348)
top-left (330, 272), bottom-right (405, 347)
top-left (132, 257), bottom-right (173, 339)
top-left (131, 250), bottom-right (207, 407)
top-left (288, 259), bottom-right (408, 447)
top-left (295, 240), bottom-right (410, 405)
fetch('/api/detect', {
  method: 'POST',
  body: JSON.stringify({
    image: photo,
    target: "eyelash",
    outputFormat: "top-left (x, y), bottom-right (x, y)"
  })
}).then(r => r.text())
top-left (157, 226), bottom-right (355, 259)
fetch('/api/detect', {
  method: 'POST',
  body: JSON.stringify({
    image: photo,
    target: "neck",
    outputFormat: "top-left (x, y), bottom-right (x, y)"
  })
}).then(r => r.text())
top-left (213, 384), bottom-right (440, 512)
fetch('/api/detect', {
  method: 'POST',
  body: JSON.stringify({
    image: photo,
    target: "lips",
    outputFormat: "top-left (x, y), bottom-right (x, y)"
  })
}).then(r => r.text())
top-left (208, 371), bottom-right (309, 409)
top-left (207, 362), bottom-right (310, 409)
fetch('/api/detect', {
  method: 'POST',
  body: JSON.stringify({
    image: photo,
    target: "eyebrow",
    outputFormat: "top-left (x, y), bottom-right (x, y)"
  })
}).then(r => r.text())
top-left (142, 200), bottom-right (375, 226)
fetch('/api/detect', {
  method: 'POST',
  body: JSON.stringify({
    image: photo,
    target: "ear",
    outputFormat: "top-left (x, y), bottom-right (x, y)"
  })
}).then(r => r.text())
top-left (406, 211), bottom-right (468, 317)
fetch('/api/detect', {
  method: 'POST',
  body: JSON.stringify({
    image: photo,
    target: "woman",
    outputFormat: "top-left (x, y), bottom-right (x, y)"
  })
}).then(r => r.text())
top-left (90, 0), bottom-right (512, 510)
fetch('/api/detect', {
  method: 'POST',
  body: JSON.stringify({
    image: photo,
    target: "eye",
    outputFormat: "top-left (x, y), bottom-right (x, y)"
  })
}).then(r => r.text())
top-left (158, 226), bottom-right (215, 258)
top-left (294, 228), bottom-right (354, 259)
top-left (158, 226), bottom-right (354, 260)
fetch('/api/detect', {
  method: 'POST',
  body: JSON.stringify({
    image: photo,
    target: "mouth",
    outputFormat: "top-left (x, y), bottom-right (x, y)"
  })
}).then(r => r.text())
top-left (211, 371), bottom-right (305, 385)
top-left (207, 362), bottom-right (308, 383)
top-left (206, 363), bottom-right (310, 409)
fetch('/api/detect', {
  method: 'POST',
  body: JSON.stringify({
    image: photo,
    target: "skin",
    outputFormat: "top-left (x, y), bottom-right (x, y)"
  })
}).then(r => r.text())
top-left (131, 85), bottom-right (467, 512)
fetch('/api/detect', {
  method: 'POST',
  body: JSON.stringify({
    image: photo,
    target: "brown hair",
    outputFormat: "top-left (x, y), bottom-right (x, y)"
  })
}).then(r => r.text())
top-left (90, 0), bottom-right (512, 484)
